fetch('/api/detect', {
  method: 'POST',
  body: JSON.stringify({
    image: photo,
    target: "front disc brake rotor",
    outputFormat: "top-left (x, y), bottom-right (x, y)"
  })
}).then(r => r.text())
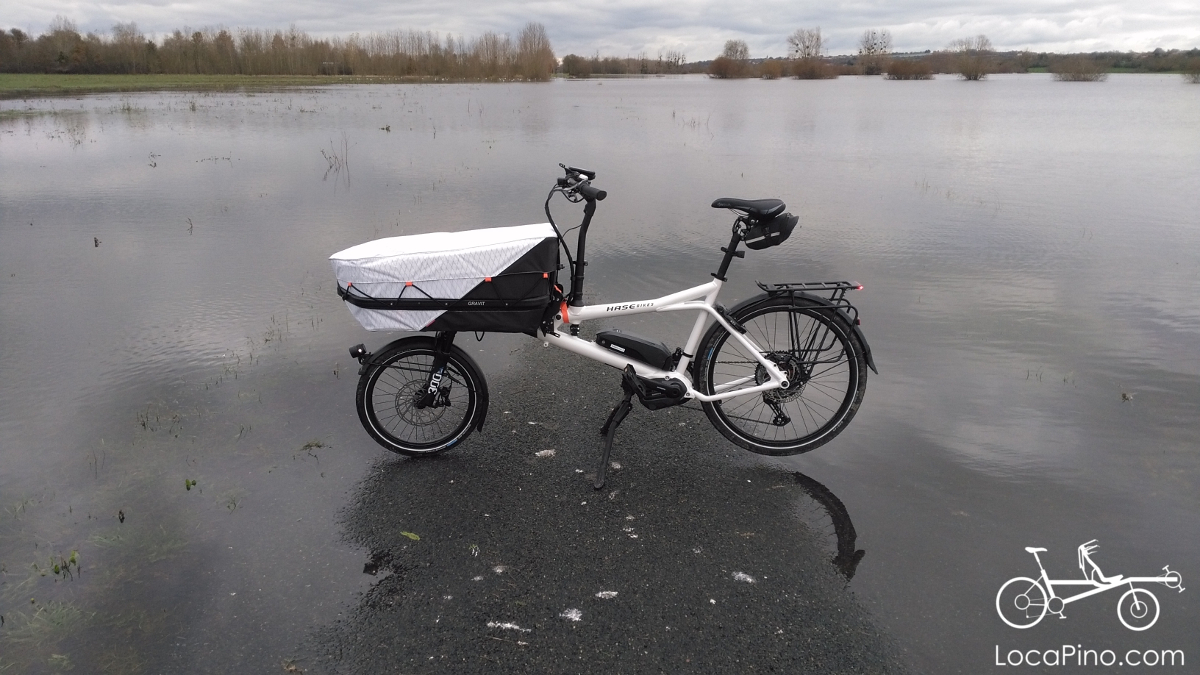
top-left (399, 380), bottom-right (446, 425)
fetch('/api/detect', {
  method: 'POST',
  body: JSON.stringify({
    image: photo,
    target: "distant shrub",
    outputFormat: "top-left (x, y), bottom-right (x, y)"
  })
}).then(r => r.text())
top-left (758, 59), bottom-right (785, 79)
top-left (709, 40), bottom-right (751, 78)
top-left (1052, 57), bottom-right (1109, 81)
top-left (1056, 56), bottom-right (1108, 81)
top-left (948, 35), bottom-right (994, 80)
top-left (708, 56), bottom-right (737, 78)
top-left (885, 59), bottom-right (933, 80)
top-left (1184, 57), bottom-right (1200, 83)
top-left (560, 54), bottom-right (591, 77)
top-left (857, 29), bottom-right (892, 75)
top-left (792, 58), bottom-right (837, 79)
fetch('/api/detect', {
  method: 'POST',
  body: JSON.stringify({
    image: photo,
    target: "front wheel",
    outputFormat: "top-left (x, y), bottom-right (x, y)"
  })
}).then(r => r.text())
top-left (1117, 588), bottom-right (1159, 631)
top-left (356, 336), bottom-right (488, 456)
top-left (696, 295), bottom-right (868, 455)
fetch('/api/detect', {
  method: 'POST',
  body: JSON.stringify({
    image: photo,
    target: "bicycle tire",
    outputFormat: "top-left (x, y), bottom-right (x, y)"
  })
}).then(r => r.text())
top-left (996, 577), bottom-right (1048, 629)
top-left (356, 336), bottom-right (487, 456)
top-left (1117, 588), bottom-right (1159, 631)
top-left (696, 294), bottom-right (868, 455)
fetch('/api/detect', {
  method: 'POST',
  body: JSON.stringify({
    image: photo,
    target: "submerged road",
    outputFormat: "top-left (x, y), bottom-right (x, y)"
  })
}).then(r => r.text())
top-left (314, 341), bottom-right (908, 674)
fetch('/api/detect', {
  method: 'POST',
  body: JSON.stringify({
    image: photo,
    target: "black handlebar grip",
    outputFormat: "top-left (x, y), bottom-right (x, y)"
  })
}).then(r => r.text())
top-left (578, 184), bottom-right (607, 201)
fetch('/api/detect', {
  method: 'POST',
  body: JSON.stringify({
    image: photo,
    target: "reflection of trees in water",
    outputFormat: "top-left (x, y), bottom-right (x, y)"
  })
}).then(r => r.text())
top-left (793, 471), bottom-right (866, 581)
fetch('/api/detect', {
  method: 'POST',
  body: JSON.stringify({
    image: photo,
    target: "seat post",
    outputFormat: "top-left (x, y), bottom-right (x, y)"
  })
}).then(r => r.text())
top-left (1031, 550), bottom-right (1047, 576)
top-left (711, 226), bottom-right (745, 282)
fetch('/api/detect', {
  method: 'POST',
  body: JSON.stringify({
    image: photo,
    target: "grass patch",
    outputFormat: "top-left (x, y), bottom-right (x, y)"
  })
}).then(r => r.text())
top-left (0, 73), bottom-right (439, 99)
top-left (2, 602), bottom-right (87, 647)
top-left (88, 524), bottom-right (186, 564)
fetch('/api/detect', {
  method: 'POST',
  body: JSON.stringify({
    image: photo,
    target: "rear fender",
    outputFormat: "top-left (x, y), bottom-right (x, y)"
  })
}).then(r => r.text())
top-left (729, 292), bottom-right (878, 374)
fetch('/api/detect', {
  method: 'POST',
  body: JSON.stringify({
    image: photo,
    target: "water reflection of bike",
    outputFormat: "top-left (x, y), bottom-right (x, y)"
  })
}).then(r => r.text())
top-left (996, 540), bottom-right (1185, 631)
top-left (793, 471), bottom-right (866, 581)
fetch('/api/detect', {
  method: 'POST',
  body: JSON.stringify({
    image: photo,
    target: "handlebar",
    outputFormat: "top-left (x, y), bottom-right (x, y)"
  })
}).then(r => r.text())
top-left (578, 184), bottom-right (607, 201)
top-left (556, 163), bottom-right (605, 201)
top-left (564, 164), bottom-right (596, 180)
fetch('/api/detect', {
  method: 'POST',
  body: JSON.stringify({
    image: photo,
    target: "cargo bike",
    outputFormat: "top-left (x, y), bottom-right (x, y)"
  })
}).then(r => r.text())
top-left (331, 165), bottom-right (877, 487)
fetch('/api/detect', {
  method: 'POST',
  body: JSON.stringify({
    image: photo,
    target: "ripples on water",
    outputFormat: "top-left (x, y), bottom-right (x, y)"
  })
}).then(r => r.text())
top-left (1, 75), bottom-right (1197, 672)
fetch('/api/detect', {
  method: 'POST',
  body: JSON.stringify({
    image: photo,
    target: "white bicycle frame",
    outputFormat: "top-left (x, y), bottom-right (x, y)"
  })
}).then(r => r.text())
top-left (536, 277), bottom-right (790, 403)
top-left (1027, 550), bottom-right (1181, 608)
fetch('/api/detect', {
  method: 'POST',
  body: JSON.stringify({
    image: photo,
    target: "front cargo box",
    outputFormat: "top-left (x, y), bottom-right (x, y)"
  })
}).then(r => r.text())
top-left (331, 223), bottom-right (558, 333)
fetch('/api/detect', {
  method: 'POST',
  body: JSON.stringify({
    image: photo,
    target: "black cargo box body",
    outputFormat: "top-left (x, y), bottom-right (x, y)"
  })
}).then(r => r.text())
top-left (331, 223), bottom-right (558, 333)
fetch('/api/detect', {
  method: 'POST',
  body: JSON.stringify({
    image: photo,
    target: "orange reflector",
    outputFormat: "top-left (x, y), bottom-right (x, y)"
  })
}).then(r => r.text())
top-left (543, 273), bottom-right (549, 279)
top-left (484, 277), bottom-right (492, 282)
top-left (405, 281), bottom-right (413, 287)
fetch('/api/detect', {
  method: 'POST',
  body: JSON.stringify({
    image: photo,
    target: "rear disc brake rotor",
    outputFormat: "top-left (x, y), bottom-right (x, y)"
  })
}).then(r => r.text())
top-left (755, 352), bottom-right (807, 403)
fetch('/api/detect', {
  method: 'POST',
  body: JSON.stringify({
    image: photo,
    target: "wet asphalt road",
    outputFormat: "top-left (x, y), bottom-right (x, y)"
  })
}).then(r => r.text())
top-left (312, 341), bottom-right (908, 674)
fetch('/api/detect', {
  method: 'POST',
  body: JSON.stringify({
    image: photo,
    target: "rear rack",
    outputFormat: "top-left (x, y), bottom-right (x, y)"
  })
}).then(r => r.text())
top-left (756, 281), bottom-right (863, 324)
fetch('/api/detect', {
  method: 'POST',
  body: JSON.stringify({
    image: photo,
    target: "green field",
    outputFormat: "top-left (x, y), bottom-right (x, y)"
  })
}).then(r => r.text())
top-left (0, 73), bottom-right (435, 98)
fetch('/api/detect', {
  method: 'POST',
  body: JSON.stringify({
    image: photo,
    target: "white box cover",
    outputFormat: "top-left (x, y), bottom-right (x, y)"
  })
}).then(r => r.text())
top-left (331, 223), bottom-right (557, 331)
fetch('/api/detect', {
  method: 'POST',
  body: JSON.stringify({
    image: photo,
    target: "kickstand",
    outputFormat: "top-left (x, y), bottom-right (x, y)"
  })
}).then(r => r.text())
top-left (595, 366), bottom-right (638, 490)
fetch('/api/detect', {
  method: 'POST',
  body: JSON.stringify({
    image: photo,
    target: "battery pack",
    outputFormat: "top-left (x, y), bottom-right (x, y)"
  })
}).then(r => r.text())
top-left (595, 329), bottom-right (674, 370)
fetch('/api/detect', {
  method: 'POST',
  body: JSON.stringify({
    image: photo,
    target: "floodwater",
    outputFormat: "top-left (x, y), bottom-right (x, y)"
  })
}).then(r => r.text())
top-left (2, 74), bottom-right (1198, 672)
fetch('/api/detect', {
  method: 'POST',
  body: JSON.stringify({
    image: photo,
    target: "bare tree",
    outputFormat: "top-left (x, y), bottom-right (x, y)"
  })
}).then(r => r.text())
top-left (721, 39), bottom-right (749, 61)
top-left (517, 22), bottom-right (555, 80)
top-left (787, 27), bottom-right (823, 60)
top-left (663, 49), bottom-right (686, 72)
top-left (857, 29), bottom-right (892, 75)
top-left (710, 39), bottom-right (750, 78)
top-left (948, 34), bottom-right (994, 80)
top-left (110, 22), bottom-right (145, 73)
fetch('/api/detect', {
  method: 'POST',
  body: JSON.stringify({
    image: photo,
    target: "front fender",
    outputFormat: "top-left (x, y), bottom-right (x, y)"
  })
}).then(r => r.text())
top-left (352, 336), bottom-right (490, 432)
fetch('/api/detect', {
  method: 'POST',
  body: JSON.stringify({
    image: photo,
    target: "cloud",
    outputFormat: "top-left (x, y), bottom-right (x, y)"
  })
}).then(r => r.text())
top-left (5, 0), bottom-right (1198, 56)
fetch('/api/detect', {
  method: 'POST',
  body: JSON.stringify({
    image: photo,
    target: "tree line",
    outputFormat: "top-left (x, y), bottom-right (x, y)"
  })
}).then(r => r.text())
top-left (4, 18), bottom-right (1197, 83)
top-left (559, 51), bottom-right (688, 76)
top-left (0, 17), bottom-right (557, 80)
top-left (703, 28), bottom-right (1200, 82)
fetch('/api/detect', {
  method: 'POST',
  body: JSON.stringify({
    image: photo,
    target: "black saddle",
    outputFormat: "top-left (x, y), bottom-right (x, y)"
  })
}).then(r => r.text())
top-left (711, 198), bottom-right (785, 219)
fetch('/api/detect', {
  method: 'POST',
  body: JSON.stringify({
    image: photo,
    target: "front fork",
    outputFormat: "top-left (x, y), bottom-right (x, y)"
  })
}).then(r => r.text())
top-left (350, 333), bottom-right (457, 410)
top-left (415, 331), bottom-right (456, 409)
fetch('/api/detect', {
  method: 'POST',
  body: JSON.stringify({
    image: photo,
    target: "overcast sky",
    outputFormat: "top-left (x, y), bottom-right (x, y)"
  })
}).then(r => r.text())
top-left (6, 1), bottom-right (1199, 57)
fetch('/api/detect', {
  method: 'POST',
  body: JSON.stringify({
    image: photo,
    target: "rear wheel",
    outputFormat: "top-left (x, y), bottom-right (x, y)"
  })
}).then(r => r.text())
top-left (996, 577), bottom-right (1048, 629)
top-left (696, 295), bottom-right (867, 455)
top-left (356, 337), bottom-right (487, 456)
